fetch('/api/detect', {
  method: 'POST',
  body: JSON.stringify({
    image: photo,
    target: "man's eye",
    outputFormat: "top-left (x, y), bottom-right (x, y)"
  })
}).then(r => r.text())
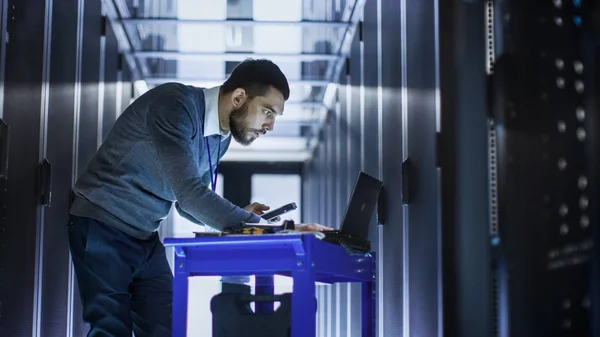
top-left (264, 110), bottom-right (273, 116)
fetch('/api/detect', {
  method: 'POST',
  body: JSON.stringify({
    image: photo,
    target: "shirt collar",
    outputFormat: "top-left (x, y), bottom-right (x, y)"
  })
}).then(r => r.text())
top-left (202, 86), bottom-right (230, 140)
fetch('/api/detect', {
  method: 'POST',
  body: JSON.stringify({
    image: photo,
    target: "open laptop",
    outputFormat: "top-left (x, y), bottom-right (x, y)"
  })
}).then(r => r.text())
top-left (196, 171), bottom-right (383, 252)
top-left (321, 171), bottom-right (384, 253)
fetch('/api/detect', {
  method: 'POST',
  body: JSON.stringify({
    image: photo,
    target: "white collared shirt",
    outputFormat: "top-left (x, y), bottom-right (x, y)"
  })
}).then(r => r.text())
top-left (202, 86), bottom-right (231, 140)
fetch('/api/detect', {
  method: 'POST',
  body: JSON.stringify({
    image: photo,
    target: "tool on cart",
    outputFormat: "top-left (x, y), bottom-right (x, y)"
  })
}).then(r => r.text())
top-left (195, 220), bottom-right (296, 237)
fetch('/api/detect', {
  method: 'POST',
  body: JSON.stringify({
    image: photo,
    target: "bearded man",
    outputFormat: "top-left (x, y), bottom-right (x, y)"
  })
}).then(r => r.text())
top-left (67, 58), bottom-right (330, 336)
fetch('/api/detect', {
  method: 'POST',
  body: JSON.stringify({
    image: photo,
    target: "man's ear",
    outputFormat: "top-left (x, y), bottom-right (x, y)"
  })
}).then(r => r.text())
top-left (231, 88), bottom-right (247, 108)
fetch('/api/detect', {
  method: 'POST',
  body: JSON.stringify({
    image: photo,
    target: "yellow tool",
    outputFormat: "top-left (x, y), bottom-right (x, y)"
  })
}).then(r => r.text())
top-left (241, 227), bottom-right (266, 235)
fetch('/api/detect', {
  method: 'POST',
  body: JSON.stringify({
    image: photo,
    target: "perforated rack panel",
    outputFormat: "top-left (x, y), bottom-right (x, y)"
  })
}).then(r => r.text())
top-left (491, 0), bottom-right (600, 336)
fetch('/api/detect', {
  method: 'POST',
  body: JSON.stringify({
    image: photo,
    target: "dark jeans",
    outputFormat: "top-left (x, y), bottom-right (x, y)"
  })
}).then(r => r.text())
top-left (67, 215), bottom-right (172, 337)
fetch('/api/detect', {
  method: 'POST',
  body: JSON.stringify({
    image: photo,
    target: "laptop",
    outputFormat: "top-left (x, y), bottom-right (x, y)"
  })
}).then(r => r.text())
top-left (196, 171), bottom-right (383, 253)
top-left (321, 171), bottom-right (384, 253)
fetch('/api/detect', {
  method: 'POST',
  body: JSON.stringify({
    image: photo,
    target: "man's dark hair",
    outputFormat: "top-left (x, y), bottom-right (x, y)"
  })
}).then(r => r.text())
top-left (221, 59), bottom-right (290, 101)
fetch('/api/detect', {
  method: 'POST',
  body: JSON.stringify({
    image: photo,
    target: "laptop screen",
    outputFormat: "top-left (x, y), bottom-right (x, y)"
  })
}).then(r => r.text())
top-left (338, 171), bottom-right (383, 239)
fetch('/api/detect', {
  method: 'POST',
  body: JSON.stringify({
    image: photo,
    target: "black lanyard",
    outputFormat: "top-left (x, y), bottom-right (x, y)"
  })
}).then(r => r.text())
top-left (201, 111), bottom-right (221, 192)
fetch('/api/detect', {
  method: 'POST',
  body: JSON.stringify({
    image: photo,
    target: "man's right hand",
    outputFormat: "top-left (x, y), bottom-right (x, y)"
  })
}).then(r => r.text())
top-left (244, 202), bottom-right (270, 216)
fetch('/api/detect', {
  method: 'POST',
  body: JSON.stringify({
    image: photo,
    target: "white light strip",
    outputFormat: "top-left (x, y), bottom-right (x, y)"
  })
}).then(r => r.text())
top-left (176, 0), bottom-right (226, 21)
top-left (134, 80), bottom-right (149, 96)
top-left (254, 0), bottom-right (302, 21)
top-left (323, 83), bottom-right (338, 108)
top-left (97, 3), bottom-right (106, 148)
top-left (115, 66), bottom-right (123, 118)
top-left (278, 109), bottom-right (327, 122)
top-left (67, 0), bottom-right (85, 334)
top-left (346, 284), bottom-right (351, 335)
top-left (434, 0), bottom-right (441, 133)
top-left (359, 7), bottom-right (365, 170)
top-left (254, 26), bottom-right (301, 53)
top-left (400, 0), bottom-right (410, 336)
top-left (134, 51), bottom-right (339, 62)
top-left (434, 1), bottom-right (443, 334)
top-left (176, 0), bottom-right (226, 81)
top-left (327, 286), bottom-right (333, 337)
top-left (221, 150), bottom-right (311, 162)
top-left (147, 79), bottom-right (321, 106)
top-left (145, 78), bottom-right (330, 87)
top-left (33, 0), bottom-right (53, 334)
top-left (228, 137), bottom-right (307, 151)
top-left (335, 283), bottom-right (341, 337)
top-left (254, 0), bottom-right (303, 107)
top-left (376, 0), bottom-right (385, 335)
top-left (122, 18), bottom-right (348, 29)
top-left (320, 285), bottom-right (326, 335)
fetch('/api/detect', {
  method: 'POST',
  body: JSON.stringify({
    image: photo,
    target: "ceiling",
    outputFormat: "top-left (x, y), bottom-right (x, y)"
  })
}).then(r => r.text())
top-left (104, 0), bottom-right (364, 162)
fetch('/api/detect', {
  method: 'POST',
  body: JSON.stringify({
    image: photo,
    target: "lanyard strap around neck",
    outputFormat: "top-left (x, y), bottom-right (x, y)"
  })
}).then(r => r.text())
top-left (206, 137), bottom-right (221, 192)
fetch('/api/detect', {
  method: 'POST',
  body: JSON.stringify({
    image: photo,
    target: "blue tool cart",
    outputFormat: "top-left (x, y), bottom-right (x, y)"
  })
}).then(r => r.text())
top-left (164, 233), bottom-right (376, 337)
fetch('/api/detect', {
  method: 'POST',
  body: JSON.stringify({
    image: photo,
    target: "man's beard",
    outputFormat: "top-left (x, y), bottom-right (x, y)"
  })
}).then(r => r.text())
top-left (229, 102), bottom-right (255, 146)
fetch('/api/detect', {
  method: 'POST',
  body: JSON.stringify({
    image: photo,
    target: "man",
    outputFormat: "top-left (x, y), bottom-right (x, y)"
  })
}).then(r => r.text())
top-left (67, 59), bottom-right (331, 336)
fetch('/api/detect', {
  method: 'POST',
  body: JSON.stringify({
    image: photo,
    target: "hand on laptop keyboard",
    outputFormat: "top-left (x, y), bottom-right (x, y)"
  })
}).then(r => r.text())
top-left (294, 223), bottom-right (334, 232)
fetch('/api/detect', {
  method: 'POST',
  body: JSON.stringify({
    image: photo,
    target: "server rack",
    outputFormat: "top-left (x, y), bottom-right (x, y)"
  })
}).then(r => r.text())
top-left (440, 0), bottom-right (600, 336)
top-left (0, 0), bottom-right (133, 335)
top-left (438, 1), bottom-right (493, 337)
top-left (490, 0), bottom-right (600, 336)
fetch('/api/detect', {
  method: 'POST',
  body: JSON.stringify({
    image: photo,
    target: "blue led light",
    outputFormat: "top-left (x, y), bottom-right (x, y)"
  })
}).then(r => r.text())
top-left (573, 0), bottom-right (581, 8)
top-left (574, 16), bottom-right (582, 27)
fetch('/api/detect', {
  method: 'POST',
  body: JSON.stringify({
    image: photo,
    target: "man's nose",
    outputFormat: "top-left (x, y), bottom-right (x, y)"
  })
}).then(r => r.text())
top-left (265, 121), bottom-right (275, 131)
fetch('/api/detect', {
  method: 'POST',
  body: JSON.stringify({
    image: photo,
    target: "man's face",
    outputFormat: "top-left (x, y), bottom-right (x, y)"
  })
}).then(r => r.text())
top-left (229, 86), bottom-right (285, 146)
